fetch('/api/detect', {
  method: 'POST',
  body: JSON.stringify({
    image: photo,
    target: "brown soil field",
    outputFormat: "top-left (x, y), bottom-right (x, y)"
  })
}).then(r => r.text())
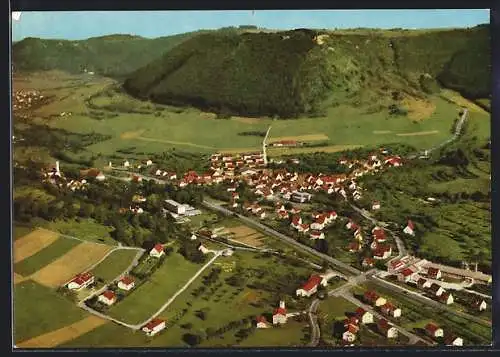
top-left (396, 130), bottom-right (439, 137)
top-left (30, 242), bottom-right (113, 288)
top-left (14, 229), bottom-right (60, 263)
top-left (16, 316), bottom-right (108, 348)
top-left (269, 133), bottom-right (329, 142)
top-left (402, 97), bottom-right (436, 121)
top-left (226, 225), bottom-right (258, 237)
top-left (232, 232), bottom-right (266, 247)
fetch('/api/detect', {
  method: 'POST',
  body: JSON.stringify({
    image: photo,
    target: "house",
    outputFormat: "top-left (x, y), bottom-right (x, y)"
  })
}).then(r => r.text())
top-left (388, 259), bottom-right (405, 273)
top-left (444, 334), bottom-right (464, 346)
top-left (296, 275), bottom-right (323, 297)
top-left (425, 323), bottom-right (444, 338)
top-left (362, 257), bottom-right (375, 268)
top-left (397, 268), bottom-right (416, 283)
top-left (346, 220), bottom-right (357, 230)
top-left (328, 211), bottom-right (338, 221)
top-left (142, 319), bottom-right (166, 336)
top-left (118, 276), bottom-right (135, 291)
top-left (98, 291), bottom-right (117, 306)
top-left (372, 201), bottom-right (381, 210)
top-left (354, 229), bottom-right (363, 242)
top-left (373, 245), bottom-right (392, 260)
top-left (377, 319), bottom-right (398, 338)
top-left (310, 230), bottom-right (325, 240)
top-left (364, 290), bottom-right (387, 307)
top-left (403, 220), bottom-right (415, 236)
top-left (310, 216), bottom-right (327, 230)
top-left (381, 302), bottom-right (401, 318)
top-left (355, 307), bottom-right (374, 324)
top-left (297, 223), bottom-right (310, 233)
top-left (417, 278), bottom-right (432, 289)
top-left (198, 244), bottom-right (210, 254)
top-left (472, 298), bottom-right (488, 312)
top-left (272, 301), bottom-right (288, 325)
top-left (428, 283), bottom-right (445, 297)
top-left (290, 215), bottom-right (302, 229)
top-left (427, 267), bottom-right (442, 280)
top-left (439, 292), bottom-right (454, 305)
top-left (372, 227), bottom-right (386, 242)
top-left (258, 211), bottom-right (267, 220)
top-left (344, 316), bottom-right (360, 327)
top-left (67, 272), bottom-right (94, 290)
top-left (256, 316), bottom-right (270, 329)
top-left (124, 160), bottom-right (130, 168)
top-left (342, 324), bottom-right (358, 343)
top-left (130, 174), bottom-right (142, 183)
top-left (385, 156), bottom-right (402, 167)
top-left (149, 244), bottom-right (164, 258)
top-left (348, 241), bottom-right (361, 253)
top-left (277, 210), bottom-right (289, 220)
top-left (290, 207), bottom-right (302, 214)
top-left (146, 160), bottom-right (153, 166)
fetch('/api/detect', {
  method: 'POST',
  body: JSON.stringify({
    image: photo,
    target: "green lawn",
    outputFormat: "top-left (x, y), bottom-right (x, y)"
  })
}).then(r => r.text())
top-left (318, 296), bottom-right (359, 324)
top-left (44, 219), bottom-right (118, 245)
top-left (13, 223), bottom-right (36, 241)
top-left (14, 237), bottom-right (81, 276)
top-left (106, 253), bottom-right (202, 324)
top-left (239, 320), bottom-right (309, 347)
top-left (91, 249), bottom-right (141, 282)
top-left (14, 280), bottom-right (87, 343)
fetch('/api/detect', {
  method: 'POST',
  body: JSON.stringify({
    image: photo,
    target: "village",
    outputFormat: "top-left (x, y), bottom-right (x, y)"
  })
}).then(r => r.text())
top-left (34, 141), bottom-right (492, 347)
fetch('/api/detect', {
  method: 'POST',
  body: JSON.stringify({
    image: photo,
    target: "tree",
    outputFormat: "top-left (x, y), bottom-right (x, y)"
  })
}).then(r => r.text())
top-left (182, 333), bottom-right (202, 346)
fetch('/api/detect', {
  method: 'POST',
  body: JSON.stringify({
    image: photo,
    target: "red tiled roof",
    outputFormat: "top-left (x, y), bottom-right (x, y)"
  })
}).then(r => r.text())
top-left (425, 323), bottom-right (440, 333)
top-left (377, 318), bottom-right (391, 331)
top-left (256, 315), bottom-right (268, 323)
top-left (400, 268), bottom-right (414, 277)
top-left (120, 276), bottom-right (135, 285)
top-left (70, 272), bottom-right (93, 286)
top-left (301, 275), bottom-right (322, 292)
top-left (364, 290), bottom-right (379, 302)
top-left (355, 307), bottom-right (367, 317)
top-left (153, 243), bottom-right (163, 252)
top-left (102, 290), bottom-right (115, 300)
top-left (346, 324), bottom-right (359, 333)
top-left (344, 317), bottom-right (359, 326)
top-left (427, 267), bottom-right (440, 278)
top-left (407, 220), bottom-right (415, 230)
top-left (144, 318), bottom-right (165, 330)
top-left (273, 307), bottom-right (287, 316)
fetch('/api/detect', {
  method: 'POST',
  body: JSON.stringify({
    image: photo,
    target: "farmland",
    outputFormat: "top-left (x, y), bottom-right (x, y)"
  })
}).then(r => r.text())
top-left (106, 252), bottom-right (202, 324)
top-left (14, 237), bottom-right (81, 276)
top-left (14, 280), bottom-right (87, 344)
top-left (90, 249), bottom-right (140, 282)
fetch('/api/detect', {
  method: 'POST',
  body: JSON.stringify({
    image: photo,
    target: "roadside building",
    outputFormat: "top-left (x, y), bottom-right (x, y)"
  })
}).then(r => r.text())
top-left (98, 291), bottom-right (117, 306)
top-left (118, 276), bottom-right (135, 291)
top-left (67, 272), bottom-right (94, 291)
top-left (150, 244), bottom-right (165, 258)
top-left (142, 319), bottom-right (166, 336)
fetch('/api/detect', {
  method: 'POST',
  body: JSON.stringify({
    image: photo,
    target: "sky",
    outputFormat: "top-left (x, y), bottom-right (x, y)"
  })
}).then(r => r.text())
top-left (12, 9), bottom-right (490, 41)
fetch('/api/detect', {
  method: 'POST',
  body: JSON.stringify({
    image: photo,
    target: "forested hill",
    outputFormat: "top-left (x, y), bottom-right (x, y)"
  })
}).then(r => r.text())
top-left (123, 25), bottom-right (490, 118)
top-left (12, 32), bottom-right (206, 78)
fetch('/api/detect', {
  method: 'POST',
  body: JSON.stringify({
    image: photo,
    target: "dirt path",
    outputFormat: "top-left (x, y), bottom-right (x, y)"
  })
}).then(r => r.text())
top-left (16, 316), bottom-right (108, 348)
top-left (13, 273), bottom-right (27, 285)
top-left (14, 229), bottom-right (60, 263)
top-left (396, 130), bottom-right (439, 137)
top-left (269, 134), bottom-right (329, 142)
top-left (135, 136), bottom-right (214, 149)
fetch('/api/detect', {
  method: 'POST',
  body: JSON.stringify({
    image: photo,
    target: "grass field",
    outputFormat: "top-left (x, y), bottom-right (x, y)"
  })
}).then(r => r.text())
top-left (30, 242), bottom-right (113, 288)
top-left (14, 228), bottom-right (60, 263)
top-left (16, 72), bottom-right (487, 161)
top-left (106, 252), bottom-right (202, 324)
top-left (43, 219), bottom-right (117, 245)
top-left (14, 237), bottom-right (81, 276)
top-left (90, 249), bottom-right (140, 282)
top-left (60, 250), bottom-right (312, 347)
top-left (238, 320), bottom-right (309, 347)
top-left (14, 280), bottom-right (87, 344)
top-left (13, 224), bottom-right (36, 241)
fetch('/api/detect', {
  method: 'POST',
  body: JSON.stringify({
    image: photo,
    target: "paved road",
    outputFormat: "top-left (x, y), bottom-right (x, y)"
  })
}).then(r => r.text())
top-left (407, 108), bottom-right (468, 160)
top-left (202, 200), bottom-right (361, 276)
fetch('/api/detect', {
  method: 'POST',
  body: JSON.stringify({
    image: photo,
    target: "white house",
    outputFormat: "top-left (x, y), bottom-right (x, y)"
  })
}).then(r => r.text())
top-left (296, 275), bottom-right (323, 297)
top-left (67, 272), bottom-right (94, 291)
top-left (378, 319), bottom-right (398, 339)
top-left (445, 334), bottom-right (464, 346)
top-left (381, 303), bottom-right (402, 318)
top-left (403, 220), bottom-right (415, 236)
top-left (309, 231), bottom-right (325, 240)
top-left (198, 244), bottom-right (210, 254)
top-left (355, 308), bottom-right (374, 324)
top-left (342, 325), bottom-right (358, 343)
top-left (472, 299), bottom-right (488, 312)
top-left (142, 319), bottom-right (166, 336)
top-left (425, 323), bottom-right (444, 338)
top-left (98, 291), bottom-right (117, 306)
top-left (146, 160), bottom-right (153, 166)
top-left (372, 201), bottom-right (381, 210)
top-left (429, 283), bottom-right (445, 297)
top-left (118, 276), bottom-right (135, 291)
top-left (439, 292), bottom-right (454, 305)
top-left (256, 316), bottom-right (270, 328)
top-left (149, 244), bottom-right (165, 258)
top-left (124, 160), bottom-right (130, 168)
top-left (272, 301), bottom-right (288, 325)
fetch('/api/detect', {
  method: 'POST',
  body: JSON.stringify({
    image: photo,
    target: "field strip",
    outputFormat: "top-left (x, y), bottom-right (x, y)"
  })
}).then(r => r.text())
top-left (135, 136), bottom-right (215, 149)
top-left (14, 229), bottom-right (60, 263)
top-left (269, 134), bottom-right (329, 142)
top-left (268, 144), bottom-right (363, 155)
top-left (13, 273), bottom-right (28, 285)
top-left (396, 130), bottom-right (439, 137)
top-left (119, 130), bottom-right (146, 139)
top-left (231, 117), bottom-right (262, 124)
top-left (16, 316), bottom-right (108, 348)
top-left (373, 130), bottom-right (393, 134)
top-left (218, 147), bottom-right (262, 154)
top-left (31, 242), bottom-right (113, 288)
